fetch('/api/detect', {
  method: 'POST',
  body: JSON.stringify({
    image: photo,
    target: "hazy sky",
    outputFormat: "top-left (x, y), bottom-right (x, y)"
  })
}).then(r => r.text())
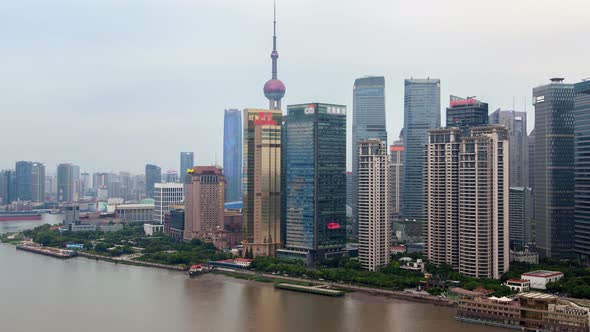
top-left (1, 0), bottom-right (588, 174)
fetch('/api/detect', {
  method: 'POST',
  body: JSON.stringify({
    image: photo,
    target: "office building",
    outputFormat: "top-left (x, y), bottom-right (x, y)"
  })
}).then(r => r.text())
top-left (15, 161), bottom-right (43, 202)
top-left (533, 78), bottom-right (575, 258)
top-left (278, 103), bottom-right (347, 264)
top-left (346, 172), bottom-right (352, 209)
top-left (57, 163), bottom-right (79, 202)
top-left (153, 182), bottom-right (184, 224)
top-left (389, 139), bottom-right (404, 220)
top-left (115, 204), bottom-right (154, 224)
top-left (425, 126), bottom-right (509, 279)
top-left (242, 109), bottom-right (283, 257)
top-left (180, 152), bottom-right (194, 182)
top-left (490, 109), bottom-right (529, 187)
top-left (509, 187), bottom-right (533, 250)
top-left (183, 166), bottom-right (225, 241)
top-left (145, 164), bottom-right (161, 199)
top-left (574, 80), bottom-right (590, 262)
top-left (446, 95), bottom-right (489, 129)
top-left (164, 205), bottom-right (185, 241)
top-left (357, 139), bottom-right (390, 271)
top-left (402, 78), bottom-right (440, 222)
top-left (223, 109), bottom-right (242, 203)
top-left (0, 170), bottom-right (16, 205)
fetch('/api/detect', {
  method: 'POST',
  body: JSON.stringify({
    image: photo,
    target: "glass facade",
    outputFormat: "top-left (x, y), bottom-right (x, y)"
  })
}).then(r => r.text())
top-left (446, 95), bottom-right (489, 129)
top-left (282, 103), bottom-right (347, 262)
top-left (533, 79), bottom-right (575, 258)
top-left (15, 161), bottom-right (33, 201)
top-left (490, 109), bottom-right (529, 187)
top-left (352, 77), bottom-right (387, 231)
top-left (145, 164), bottom-right (162, 199)
top-left (402, 78), bottom-right (440, 221)
top-left (574, 80), bottom-right (590, 260)
top-left (509, 187), bottom-right (533, 249)
top-left (223, 109), bottom-right (242, 203)
top-left (179, 152), bottom-right (194, 183)
top-left (0, 170), bottom-right (16, 204)
top-left (242, 109), bottom-right (282, 256)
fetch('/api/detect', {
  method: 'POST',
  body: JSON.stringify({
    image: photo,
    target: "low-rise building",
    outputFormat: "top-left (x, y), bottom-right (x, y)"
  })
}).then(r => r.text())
top-left (510, 248), bottom-right (539, 264)
top-left (400, 258), bottom-right (425, 272)
top-left (144, 224), bottom-right (164, 236)
top-left (503, 278), bottom-right (530, 293)
top-left (115, 204), bottom-right (154, 224)
top-left (390, 245), bottom-right (406, 255)
top-left (521, 270), bottom-right (564, 290)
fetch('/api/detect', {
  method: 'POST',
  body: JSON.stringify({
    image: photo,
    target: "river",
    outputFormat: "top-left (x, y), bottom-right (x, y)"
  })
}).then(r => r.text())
top-left (0, 218), bottom-right (506, 332)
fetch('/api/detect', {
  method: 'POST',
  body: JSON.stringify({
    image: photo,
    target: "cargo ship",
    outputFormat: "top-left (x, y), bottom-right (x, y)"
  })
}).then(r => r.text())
top-left (0, 212), bottom-right (42, 222)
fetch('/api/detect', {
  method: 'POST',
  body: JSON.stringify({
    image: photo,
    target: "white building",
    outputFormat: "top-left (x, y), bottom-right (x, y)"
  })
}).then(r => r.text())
top-left (115, 204), bottom-right (154, 224)
top-left (521, 270), bottom-right (564, 290)
top-left (503, 278), bottom-right (531, 293)
top-left (153, 183), bottom-right (184, 224)
top-left (357, 139), bottom-right (390, 271)
top-left (144, 223), bottom-right (164, 236)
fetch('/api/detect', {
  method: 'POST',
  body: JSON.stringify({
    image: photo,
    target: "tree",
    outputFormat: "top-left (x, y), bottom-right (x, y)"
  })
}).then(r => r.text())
top-left (463, 281), bottom-right (480, 291)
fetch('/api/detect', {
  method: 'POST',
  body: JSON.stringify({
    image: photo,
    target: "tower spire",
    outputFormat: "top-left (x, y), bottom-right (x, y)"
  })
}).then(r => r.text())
top-left (272, 0), bottom-right (278, 80)
top-left (263, 0), bottom-right (285, 110)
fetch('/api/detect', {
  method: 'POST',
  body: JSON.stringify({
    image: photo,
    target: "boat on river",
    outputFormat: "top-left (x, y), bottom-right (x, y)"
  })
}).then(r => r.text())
top-left (0, 212), bottom-right (42, 222)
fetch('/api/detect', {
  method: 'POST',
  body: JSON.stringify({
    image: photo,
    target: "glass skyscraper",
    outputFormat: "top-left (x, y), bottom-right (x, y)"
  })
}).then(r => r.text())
top-left (57, 163), bottom-right (78, 202)
top-left (402, 78), bottom-right (440, 221)
top-left (15, 161), bottom-right (33, 201)
top-left (0, 170), bottom-right (16, 204)
top-left (490, 109), bottom-right (529, 188)
top-left (446, 95), bottom-right (489, 129)
top-left (278, 103), bottom-right (347, 264)
top-left (179, 152), bottom-right (194, 183)
top-left (533, 78), bottom-right (575, 258)
top-left (223, 109), bottom-right (242, 203)
top-left (145, 164), bottom-right (162, 199)
top-left (352, 76), bottom-right (387, 232)
top-left (574, 80), bottom-right (590, 261)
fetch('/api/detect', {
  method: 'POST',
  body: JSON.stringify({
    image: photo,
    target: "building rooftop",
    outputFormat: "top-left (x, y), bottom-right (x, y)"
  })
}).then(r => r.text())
top-left (115, 204), bottom-right (154, 209)
top-left (518, 292), bottom-right (557, 300)
top-left (522, 270), bottom-right (564, 278)
top-left (506, 278), bottom-right (530, 284)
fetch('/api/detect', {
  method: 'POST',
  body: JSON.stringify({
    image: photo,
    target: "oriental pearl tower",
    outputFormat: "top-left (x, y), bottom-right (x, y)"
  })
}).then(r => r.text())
top-left (263, 1), bottom-right (286, 110)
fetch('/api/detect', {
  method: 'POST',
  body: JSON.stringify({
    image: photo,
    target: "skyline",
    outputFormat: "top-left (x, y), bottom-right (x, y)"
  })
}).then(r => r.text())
top-left (2, 0), bottom-right (589, 173)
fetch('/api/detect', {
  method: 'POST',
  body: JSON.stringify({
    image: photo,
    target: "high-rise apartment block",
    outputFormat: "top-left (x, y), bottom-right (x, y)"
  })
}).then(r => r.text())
top-left (145, 164), bottom-right (162, 199)
top-left (242, 109), bottom-right (283, 257)
top-left (574, 80), bottom-right (590, 262)
top-left (278, 103), bottom-right (347, 264)
top-left (0, 170), bottom-right (16, 205)
top-left (509, 187), bottom-right (533, 249)
top-left (402, 78), bottom-right (440, 222)
top-left (424, 126), bottom-right (509, 279)
top-left (153, 182), bottom-right (184, 224)
top-left (223, 109), bottom-right (242, 202)
top-left (490, 109), bottom-right (529, 187)
top-left (352, 76), bottom-right (387, 233)
top-left (533, 78), bottom-right (575, 258)
top-left (15, 161), bottom-right (45, 202)
top-left (357, 139), bottom-right (390, 271)
top-left (183, 166), bottom-right (225, 241)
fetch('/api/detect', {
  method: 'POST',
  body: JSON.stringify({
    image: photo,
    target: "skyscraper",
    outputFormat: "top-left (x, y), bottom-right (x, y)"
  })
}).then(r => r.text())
top-left (352, 76), bottom-right (387, 231)
top-left (223, 109), bottom-right (242, 202)
top-left (242, 109), bottom-right (283, 257)
top-left (424, 126), bottom-right (509, 279)
top-left (533, 78), bottom-right (575, 258)
top-left (145, 164), bottom-right (162, 199)
top-left (57, 163), bottom-right (78, 202)
top-left (180, 152), bottom-right (194, 183)
top-left (183, 166), bottom-right (225, 241)
top-left (446, 95), bottom-right (489, 129)
top-left (574, 80), bottom-right (590, 262)
top-left (357, 139), bottom-right (390, 271)
top-left (389, 139), bottom-right (404, 221)
top-left (509, 187), bottom-right (533, 249)
top-left (528, 129), bottom-right (536, 193)
top-left (153, 182), bottom-right (184, 224)
top-left (262, 2), bottom-right (285, 111)
top-left (490, 109), bottom-right (529, 187)
top-left (0, 170), bottom-right (16, 205)
top-left (15, 161), bottom-right (33, 201)
top-left (402, 78), bottom-right (440, 222)
top-left (278, 103), bottom-right (347, 264)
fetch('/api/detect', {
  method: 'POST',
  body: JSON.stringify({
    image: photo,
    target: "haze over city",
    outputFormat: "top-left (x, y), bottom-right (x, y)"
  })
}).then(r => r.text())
top-left (1, 0), bottom-right (588, 172)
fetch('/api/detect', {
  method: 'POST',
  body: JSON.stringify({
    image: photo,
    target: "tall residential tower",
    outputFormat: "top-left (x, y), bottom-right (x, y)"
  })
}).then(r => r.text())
top-left (223, 109), bottom-right (242, 202)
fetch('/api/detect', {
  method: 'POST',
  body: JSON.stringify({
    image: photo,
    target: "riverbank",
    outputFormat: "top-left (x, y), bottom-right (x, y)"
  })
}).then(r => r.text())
top-left (77, 252), bottom-right (186, 272)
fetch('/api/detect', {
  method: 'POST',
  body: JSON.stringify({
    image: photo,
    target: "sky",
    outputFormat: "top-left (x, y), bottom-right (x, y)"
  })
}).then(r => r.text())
top-left (1, 0), bottom-right (588, 174)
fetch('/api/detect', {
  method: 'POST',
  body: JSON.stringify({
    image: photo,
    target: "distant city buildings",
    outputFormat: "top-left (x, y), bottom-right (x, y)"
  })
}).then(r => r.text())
top-left (278, 103), bottom-right (347, 264)
top-left (352, 76), bottom-right (387, 233)
top-left (145, 164), bottom-right (162, 199)
top-left (490, 109), bottom-right (529, 187)
top-left (0, 170), bottom-right (16, 205)
top-left (223, 109), bottom-right (242, 203)
top-left (402, 78), bottom-right (440, 223)
top-left (574, 79), bottom-right (590, 262)
top-left (57, 163), bottom-right (79, 202)
top-left (389, 139), bottom-right (404, 221)
top-left (183, 166), bottom-right (225, 241)
top-left (446, 95), bottom-right (489, 129)
top-left (357, 139), bottom-right (390, 271)
top-left (15, 161), bottom-right (45, 202)
top-left (533, 78), bottom-right (575, 258)
top-left (153, 182), bottom-right (184, 224)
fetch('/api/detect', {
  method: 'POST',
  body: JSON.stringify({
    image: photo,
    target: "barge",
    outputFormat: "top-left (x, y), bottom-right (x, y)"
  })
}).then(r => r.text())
top-left (16, 244), bottom-right (77, 259)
